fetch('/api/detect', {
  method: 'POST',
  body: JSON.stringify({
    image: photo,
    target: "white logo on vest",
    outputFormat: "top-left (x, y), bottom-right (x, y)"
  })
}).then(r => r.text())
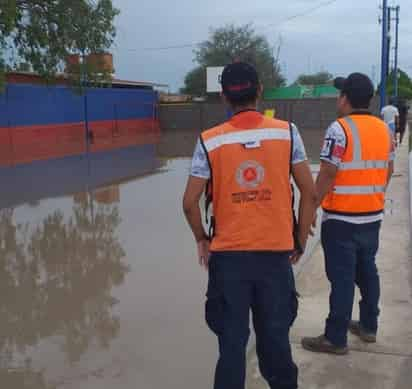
top-left (236, 160), bottom-right (265, 189)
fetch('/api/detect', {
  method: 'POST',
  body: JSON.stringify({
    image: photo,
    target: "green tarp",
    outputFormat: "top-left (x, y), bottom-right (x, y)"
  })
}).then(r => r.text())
top-left (264, 84), bottom-right (339, 100)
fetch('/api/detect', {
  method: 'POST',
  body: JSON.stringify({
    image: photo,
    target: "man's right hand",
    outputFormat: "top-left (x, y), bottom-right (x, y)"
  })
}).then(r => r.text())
top-left (197, 239), bottom-right (210, 270)
top-left (309, 214), bottom-right (318, 237)
top-left (289, 250), bottom-right (302, 265)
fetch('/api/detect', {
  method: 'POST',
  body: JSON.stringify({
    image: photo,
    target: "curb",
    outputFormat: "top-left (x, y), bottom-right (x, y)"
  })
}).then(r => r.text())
top-left (409, 123), bottom-right (412, 233)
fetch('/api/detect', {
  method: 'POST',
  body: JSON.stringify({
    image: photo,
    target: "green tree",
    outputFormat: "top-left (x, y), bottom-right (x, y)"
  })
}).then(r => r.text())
top-left (294, 71), bottom-right (334, 86)
top-left (181, 24), bottom-right (285, 96)
top-left (387, 69), bottom-right (412, 100)
top-left (0, 0), bottom-right (119, 88)
top-left (181, 66), bottom-right (206, 96)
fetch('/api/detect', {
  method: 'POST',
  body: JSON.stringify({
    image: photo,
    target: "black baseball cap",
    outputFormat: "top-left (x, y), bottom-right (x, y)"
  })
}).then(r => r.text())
top-left (334, 73), bottom-right (375, 108)
top-left (221, 62), bottom-right (259, 102)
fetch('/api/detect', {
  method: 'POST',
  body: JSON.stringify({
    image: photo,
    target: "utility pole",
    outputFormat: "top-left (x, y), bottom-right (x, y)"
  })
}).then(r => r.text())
top-left (393, 5), bottom-right (400, 99)
top-left (386, 6), bottom-right (391, 78)
top-left (380, 0), bottom-right (389, 110)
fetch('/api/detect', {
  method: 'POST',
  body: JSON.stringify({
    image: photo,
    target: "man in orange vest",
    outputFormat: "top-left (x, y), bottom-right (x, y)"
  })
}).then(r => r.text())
top-left (183, 62), bottom-right (317, 389)
top-left (302, 73), bottom-right (395, 354)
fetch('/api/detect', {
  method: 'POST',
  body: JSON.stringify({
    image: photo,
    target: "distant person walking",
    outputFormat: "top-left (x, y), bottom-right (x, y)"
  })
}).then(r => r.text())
top-left (302, 73), bottom-right (394, 355)
top-left (396, 99), bottom-right (409, 145)
top-left (381, 98), bottom-right (399, 141)
top-left (183, 62), bottom-right (316, 389)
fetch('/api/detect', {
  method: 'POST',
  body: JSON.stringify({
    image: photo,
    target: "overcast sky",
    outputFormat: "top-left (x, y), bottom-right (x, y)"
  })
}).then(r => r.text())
top-left (111, 0), bottom-right (412, 91)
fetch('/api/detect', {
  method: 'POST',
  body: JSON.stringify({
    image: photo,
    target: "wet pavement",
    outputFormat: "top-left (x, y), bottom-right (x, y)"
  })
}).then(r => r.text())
top-left (246, 130), bottom-right (412, 389)
top-left (0, 128), bottom-right (322, 389)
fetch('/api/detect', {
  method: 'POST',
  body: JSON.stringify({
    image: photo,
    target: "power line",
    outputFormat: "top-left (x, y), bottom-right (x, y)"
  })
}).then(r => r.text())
top-left (144, 43), bottom-right (196, 51)
top-left (117, 0), bottom-right (339, 52)
top-left (264, 0), bottom-right (339, 29)
top-left (114, 43), bottom-right (197, 52)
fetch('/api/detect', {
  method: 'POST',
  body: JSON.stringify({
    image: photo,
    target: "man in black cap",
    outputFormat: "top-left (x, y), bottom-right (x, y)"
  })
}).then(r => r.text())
top-left (183, 62), bottom-right (316, 388)
top-left (302, 73), bottom-right (395, 355)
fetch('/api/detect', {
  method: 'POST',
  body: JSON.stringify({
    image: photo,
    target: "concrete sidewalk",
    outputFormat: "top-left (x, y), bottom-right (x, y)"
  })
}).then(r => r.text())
top-left (247, 134), bottom-right (412, 389)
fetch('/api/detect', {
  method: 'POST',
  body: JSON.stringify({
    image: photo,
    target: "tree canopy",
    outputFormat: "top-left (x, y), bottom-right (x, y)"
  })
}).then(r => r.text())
top-left (181, 24), bottom-right (285, 96)
top-left (0, 0), bottom-right (119, 87)
top-left (387, 69), bottom-right (412, 100)
top-left (294, 71), bottom-right (334, 86)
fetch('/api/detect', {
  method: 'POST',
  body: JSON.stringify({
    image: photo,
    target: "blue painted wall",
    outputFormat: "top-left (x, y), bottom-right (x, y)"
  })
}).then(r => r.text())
top-left (1, 84), bottom-right (158, 127)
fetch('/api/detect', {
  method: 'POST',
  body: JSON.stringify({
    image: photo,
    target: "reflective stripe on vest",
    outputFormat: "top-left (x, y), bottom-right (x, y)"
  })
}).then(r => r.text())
top-left (333, 117), bottom-right (387, 195)
top-left (339, 160), bottom-right (389, 170)
top-left (201, 112), bottom-right (295, 252)
top-left (338, 117), bottom-right (389, 171)
top-left (333, 185), bottom-right (386, 195)
top-left (321, 113), bottom-right (390, 215)
top-left (203, 128), bottom-right (291, 153)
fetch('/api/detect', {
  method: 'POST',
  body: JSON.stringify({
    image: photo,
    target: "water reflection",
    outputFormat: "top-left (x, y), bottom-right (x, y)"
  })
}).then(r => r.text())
top-left (0, 127), bottom-right (321, 388)
top-left (0, 140), bottom-right (169, 388)
top-left (0, 364), bottom-right (56, 389)
top-left (0, 144), bottom-right (162, 210)
top-left (0, 187), bottom-right (128, 378)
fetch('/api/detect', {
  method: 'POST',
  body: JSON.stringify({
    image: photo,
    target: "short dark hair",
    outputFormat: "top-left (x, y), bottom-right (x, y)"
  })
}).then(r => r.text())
top-left (341, 91), bottom-right (371, 109)
top-left (334, 73), bottom-right (374, 109)
top-left (221, 62), bottom-right (260, 107)
top-left (224, 87), bottom-right (259, 106)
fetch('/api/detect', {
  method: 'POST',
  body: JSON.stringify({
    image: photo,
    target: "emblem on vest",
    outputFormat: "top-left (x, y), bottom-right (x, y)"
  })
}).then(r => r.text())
top-left (236, 160), bottom-right (265, 189)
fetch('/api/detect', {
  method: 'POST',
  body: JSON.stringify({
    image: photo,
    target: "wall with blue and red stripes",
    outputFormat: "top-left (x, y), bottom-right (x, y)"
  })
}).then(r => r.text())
top-left (0, 83), bottom-right (160, 167)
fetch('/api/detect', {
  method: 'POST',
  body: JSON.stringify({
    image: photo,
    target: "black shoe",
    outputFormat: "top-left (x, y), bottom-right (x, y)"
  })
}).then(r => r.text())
top-left (349, 321), bottom-right (377, 343)
top-left (301, 335), bottom-right (348, 355)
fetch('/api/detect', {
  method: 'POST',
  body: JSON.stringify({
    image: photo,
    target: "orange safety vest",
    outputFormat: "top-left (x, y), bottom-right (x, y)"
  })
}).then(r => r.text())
top-left (200, 110), bottom-right (295, 252)
top-left (322, 113), bottom-right (391, 216)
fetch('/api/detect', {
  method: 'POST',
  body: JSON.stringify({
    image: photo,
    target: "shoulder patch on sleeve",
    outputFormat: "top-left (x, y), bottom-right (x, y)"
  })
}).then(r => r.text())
top-left (320, 138), bottom-right (335, 159)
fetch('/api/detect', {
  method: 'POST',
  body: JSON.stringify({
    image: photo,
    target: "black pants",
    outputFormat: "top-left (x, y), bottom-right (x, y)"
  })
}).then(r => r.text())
top-left (206, 252), bottom-right (298, 389)
top-left (397, 120), bottom-right (406, 144)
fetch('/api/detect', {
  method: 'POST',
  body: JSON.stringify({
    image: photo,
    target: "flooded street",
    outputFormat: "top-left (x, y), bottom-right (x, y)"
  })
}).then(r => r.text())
top-left (0, 129), bottom-right (322, 389)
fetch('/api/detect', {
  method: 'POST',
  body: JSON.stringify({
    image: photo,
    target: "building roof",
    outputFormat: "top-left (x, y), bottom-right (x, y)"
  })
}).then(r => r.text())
top-left (5, 71), bottom-right (168, 90)
top-left (111, 78), bottom-right (168, 89)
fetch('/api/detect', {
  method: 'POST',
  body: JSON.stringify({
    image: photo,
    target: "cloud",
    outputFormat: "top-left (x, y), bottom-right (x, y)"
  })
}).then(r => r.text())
top-left (112, 0), bottom-right (412, 91)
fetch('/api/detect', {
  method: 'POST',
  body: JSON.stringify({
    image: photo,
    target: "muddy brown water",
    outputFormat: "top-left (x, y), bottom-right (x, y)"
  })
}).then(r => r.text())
top-left (0, 128), bottom-right (323, 389)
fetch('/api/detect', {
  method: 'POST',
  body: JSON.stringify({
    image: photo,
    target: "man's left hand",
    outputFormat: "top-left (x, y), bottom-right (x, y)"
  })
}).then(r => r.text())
top-left (290, 236), bottom-right (307, 265)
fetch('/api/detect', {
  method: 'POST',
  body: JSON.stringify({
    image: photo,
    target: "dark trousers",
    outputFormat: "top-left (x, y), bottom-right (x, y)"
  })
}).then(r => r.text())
top-left (322, 220), bottom-right (381, 347)
top-left (206, 252), bottom-right (298, 389)
top-left (398, 119), bottom-right (406, 143)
